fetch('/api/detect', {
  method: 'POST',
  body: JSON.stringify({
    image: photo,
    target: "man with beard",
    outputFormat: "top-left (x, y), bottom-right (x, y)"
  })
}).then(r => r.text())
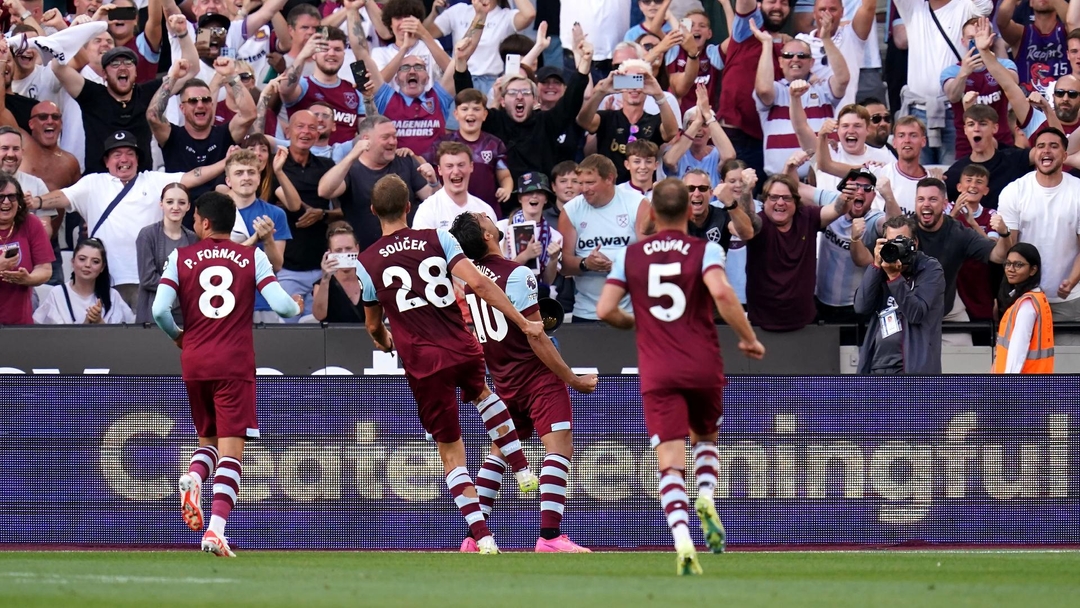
top-left (148, 57), bottom-right (255, 210)
top-left (317, 115), bottom-right (436, 251)
top-left (684, 169), bottom-right (755, 252)
top-left (742, 171), bottom-right (852, 332)
top-left (30, 130), bottom-right (229, 309)
top-left (808, 103), bottom-right (895, 191)
top-left (482, 35), bottom-right (592, 182)
top-left (859, 177), bottom-right (1009, 344)
top-left (819, 115), bottom-right (930, 216)
top-left (752, 12), bottom-right (848, 178)
top-left (944, 105), bottom-right (1033, 210)
top-left (998, 127), bottom-right (1080, 335)
top-left (53, 15), bottom-right (198, 174)
top-left (861, 97), bottom-right (896, 154)
top-left (941, 17), bottom-right (1019, 159)
top-left (103, 0), bottom-right (162, 84)
top-left (719, 0), bottom-right (791, 181)
top-left (280, 28), bottom-right (362, 146)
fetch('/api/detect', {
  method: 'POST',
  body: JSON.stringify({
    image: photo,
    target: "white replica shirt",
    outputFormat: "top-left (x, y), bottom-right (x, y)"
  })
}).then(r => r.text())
top-left (60, 171), bottom-right (185, 285)
top-left (411, 187), bottom-right (498, 230)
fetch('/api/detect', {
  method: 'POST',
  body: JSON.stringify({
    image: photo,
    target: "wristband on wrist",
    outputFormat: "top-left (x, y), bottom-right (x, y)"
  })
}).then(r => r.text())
top-left (724, 201), bottom-right (737, 211)
top-left (687, 51), bottom-right (700, 60)
top-left (579, 258), bottom-right (588, 272)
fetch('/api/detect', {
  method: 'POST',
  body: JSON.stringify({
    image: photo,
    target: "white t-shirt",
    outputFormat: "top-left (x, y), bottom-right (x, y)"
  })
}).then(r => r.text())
top-left (435, 5), bottom-right (522, 77)
top-left (892, 0), bottom-right (993, 101)
top-left (15, 171), bottom-right (54, 219)
top-left (869, 162), bottom-right (927, 215)
top-left (616, 181), bottom-right (653, 202)
top-left (33, 283), bottom-right (134, 324)
top-left (411, 187), bottom-right (498, 230)
top-left (60, 171), bottom-right (184, 285)
top-left (814, 144), bottom-right (897, 192)
top-left (561, 0), bottom-right (631, 61)
top-left (562, 187), bottom-right (642, 319)
top-left (997, 172), bottom-right (1080, 303)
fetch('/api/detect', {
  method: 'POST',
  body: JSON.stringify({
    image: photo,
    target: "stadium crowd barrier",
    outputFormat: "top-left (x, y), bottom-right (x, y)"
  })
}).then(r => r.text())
top-left (2, 375), bottom-right (1076, 549)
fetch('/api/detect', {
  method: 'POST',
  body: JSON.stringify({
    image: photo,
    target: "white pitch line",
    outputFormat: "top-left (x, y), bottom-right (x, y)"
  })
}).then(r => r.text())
top-left (1, 572), bottom-right (237, 584)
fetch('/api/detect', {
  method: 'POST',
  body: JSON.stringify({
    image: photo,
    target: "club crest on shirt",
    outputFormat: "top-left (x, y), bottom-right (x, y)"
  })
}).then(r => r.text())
top-left (616, 214), bottom-right (629, 228)
top-left (706, 226), bottom-right (722, 243)
top-left (421, 97), bottom-right (436, 115)
top-left (344, 91), bottom-right (359, 110)
top-left (579, 222), bottom-right (587, 229)
top-left (480, 150), bottom-right (493, 163)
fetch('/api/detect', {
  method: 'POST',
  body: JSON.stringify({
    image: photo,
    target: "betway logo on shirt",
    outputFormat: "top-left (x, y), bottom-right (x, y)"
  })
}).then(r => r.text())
top-left (334, 109), bottom-right (358, 126)
top-left (578, 235), bottom-right (632, 249)
top-left (393, 119), bottom-right (440, 137)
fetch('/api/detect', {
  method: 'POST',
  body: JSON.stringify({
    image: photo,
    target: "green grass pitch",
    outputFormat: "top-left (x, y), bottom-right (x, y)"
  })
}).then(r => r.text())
top-left (2, 551), bottom-right (1078, 607)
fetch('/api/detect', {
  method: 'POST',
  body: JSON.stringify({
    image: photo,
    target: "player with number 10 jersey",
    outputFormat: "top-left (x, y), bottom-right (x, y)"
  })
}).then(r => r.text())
top-left (153, 192), bottom-right (301, 558)
top-left (355, 175), bottom-right (546, 555)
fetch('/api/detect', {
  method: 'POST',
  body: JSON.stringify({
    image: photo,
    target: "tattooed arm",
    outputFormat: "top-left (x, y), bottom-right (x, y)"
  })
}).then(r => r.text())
top-left (279, 32), bottom-right (323, 105)
top-left (147, 59), bottom-right (193, 146)
top-left (253, 78), bottom-right (282, 135)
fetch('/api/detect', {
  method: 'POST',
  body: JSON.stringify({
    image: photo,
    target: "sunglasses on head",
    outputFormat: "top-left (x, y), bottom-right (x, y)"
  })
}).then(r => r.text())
top-left (870, 113), bottom-right (891, 124)
top-left (184, 96), bottom-right (213, 104)
top-left (687, 185), bottom-right (710, 193)
top-left (1055, 89), bottom-right (1080, 99)
top-left (31, 112), bottom-right (61, 121)
top-left (780, 52), bottom-right (812, 60)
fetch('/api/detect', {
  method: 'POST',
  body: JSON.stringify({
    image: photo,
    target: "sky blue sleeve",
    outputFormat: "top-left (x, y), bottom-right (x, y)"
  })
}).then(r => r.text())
top-left (1023, 108), bottom-right (1047, 139)
top-left (732, 10), bottom-right (763, 44)
top-left (332, 140), bottom-right (356, 163)
top-left (437, 228), bottom-right (465, 264)
top-left (814, 188), bottom-right (842, 208)
top-left (505, 266), bottom-right (538, 312)
top-left (433, 83), bottom-right (454, 110)
top-left (284, 78), bottom-right (309, 108)
top-left (702, 241), bottom-right (726, 272)
top-left (607, 248), bottom-right (627, 284)
top-left (374, 83), bottom-right (394, 113)
top-left (152, 250), bottom-right (181, 339)
top-left (160, 248), bottom-right (179, 286)
top-left (260, 281), bottom-right (302, 317)
top-left (1001, 58), bottom-right (1018, 72)
top-left (136, 32), bottom-right (161, 62)
top-left (356, 261), bottom-right (378, 304)
top-left (939, 64), bottom-right (960, 87)
top-left (706, 44), bottom-right (723, 71)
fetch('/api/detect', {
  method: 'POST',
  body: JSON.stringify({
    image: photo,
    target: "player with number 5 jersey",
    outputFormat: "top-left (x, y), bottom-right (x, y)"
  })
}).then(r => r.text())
top-left (597, 178), bottom-right (765, 576)
top-left (152, 192), bottom-right (302, 558)
top-left (355, 175), bottom-right (547, 555)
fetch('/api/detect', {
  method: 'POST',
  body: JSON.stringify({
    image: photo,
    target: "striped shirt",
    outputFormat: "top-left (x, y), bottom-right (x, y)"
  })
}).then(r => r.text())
top-left (754, 78), bottom-right (840, 177)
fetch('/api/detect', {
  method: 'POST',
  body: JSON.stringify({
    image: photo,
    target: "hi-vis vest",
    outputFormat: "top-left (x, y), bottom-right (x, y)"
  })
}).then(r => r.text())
top-left (993, 290), bottom-right (1055, 373)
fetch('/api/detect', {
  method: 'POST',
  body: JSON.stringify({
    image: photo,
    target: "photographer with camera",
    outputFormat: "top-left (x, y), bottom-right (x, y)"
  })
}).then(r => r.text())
top-left (853, 215), bottom-right (946, 374)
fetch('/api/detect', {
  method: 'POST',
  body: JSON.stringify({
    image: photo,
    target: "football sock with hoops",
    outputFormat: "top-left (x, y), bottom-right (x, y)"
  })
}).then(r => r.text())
top-left (446, 466), bottom-right (492, 540)
top-left (692, 442), bottom-right (719, 498)
top-left (188, 445), bottom-right (219, 485)
top-left (208, 456), bottom-right (242, 536)
top-left (476, 454), bottom-right (506, 518)
top-left (475, 393), bottom-right (529, 472)
top-left (659, 467), bottom-right (692, 546)
top-left (540, 453), bottom-right (570, 534)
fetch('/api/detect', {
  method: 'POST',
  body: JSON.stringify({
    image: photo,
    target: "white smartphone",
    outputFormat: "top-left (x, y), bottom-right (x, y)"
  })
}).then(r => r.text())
top-left (681, 18), bottom-right (693, 32)
top-left (612, 73), bottom-right (644, 90)
top-left (328, 252), bottom-right (359, 269)
top-left (504, 53), bottom-right (522, 77)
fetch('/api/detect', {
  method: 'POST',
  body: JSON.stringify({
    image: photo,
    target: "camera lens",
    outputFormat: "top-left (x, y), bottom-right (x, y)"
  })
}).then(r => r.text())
top-left (880, 242), bottom-right (900, 263)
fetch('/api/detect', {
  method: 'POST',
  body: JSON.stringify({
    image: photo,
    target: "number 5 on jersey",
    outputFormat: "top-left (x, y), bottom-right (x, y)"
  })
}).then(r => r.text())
top-left (649, 263), bottom-right (687, 321)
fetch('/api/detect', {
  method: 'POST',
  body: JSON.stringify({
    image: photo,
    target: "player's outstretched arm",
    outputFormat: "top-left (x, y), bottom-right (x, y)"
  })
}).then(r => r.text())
top-left (523, 310), bottom-right (598, 394)
top-left (596, 283), bottom-right (634, 329)
top-left (152, 250), bottom-right (182, 341)
top-left (703, 266), bottom-right (765, 360)
top-left (254, 249), bottom-right (302, 318)
top-left (452, 258), bottom-right (545, 339)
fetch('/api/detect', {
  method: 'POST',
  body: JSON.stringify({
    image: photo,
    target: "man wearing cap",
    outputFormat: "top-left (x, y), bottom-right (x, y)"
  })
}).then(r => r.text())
top-left (535, 65), bottom-right (583, 169)
top-left (52, 14), bottom-right (198, 174)
top-left (497, 171), bottom-right (563, 291)
top-left (30, 130), bottom-right (229, 309)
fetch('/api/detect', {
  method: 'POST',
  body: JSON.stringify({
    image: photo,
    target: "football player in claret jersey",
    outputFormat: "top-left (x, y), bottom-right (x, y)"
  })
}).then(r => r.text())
top-left (449, 212), bottom-right (598, 553)
top-left (597, 178), bottom-right (766, 575)
top-left (152, 192), bottom-right (302, 557)
top-left (355, 174), bottom-right (546, 555)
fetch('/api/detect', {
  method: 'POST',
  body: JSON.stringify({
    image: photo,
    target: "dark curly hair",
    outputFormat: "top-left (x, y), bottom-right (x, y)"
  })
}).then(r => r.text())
top-left (381, 0), bottom-right (426, 32)
top-left (449, 212), bottom-right (488, 262)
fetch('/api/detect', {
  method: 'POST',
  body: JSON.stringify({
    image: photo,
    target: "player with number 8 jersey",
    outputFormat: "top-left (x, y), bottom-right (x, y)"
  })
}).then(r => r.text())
top-left (598, 178), bottom-right (765, 576)
top-left (153, 192), bottom-right (302, 558)
top-left (356, 175), bottom-right (547, 555)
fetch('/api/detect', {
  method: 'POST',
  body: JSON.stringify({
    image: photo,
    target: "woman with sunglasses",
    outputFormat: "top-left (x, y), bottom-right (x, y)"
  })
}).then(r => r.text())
top-left (134, 183), bottom-right (198, 324)
top-left (0, 173), bottom-right (53, 325)
top-left (34, 238), bottom-right (134, 324)
top-left (993, 243), bottom-right (1054, 373)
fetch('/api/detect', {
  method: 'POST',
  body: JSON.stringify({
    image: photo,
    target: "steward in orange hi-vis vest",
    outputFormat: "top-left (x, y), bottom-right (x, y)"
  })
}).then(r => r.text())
top-left (993, 290), bottom-right (1055, 374)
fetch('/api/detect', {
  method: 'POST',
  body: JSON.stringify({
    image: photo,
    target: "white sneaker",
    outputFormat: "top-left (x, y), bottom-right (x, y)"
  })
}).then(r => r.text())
top-left (515, 469), bottom-right (539, 494)
top-left (476, 535), bottom-right (500, 555)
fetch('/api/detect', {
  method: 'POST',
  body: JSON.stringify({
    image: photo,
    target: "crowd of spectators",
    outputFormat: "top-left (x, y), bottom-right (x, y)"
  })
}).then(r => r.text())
top-left (0, 0), bottom-right (1077, 373)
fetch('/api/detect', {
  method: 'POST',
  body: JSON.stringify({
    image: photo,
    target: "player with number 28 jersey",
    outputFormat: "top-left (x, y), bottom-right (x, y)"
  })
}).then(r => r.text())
top-left (598, 178), bottom-right (764, 576)
top-left (153, 193), bottom-right (301, 559)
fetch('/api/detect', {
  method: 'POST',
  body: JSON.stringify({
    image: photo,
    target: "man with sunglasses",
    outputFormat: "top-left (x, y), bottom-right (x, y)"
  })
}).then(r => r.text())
top-left (18, 101), bottom-right (80, 192)
top-left (52, 15), bottom-right (199, 175)
top-left (148, 56), bottom-right (256, 217)
top-left (751, 12), bottom-right (849, 178)
top-left (104, 0), bottom-right (162, 84)
top-left (861, 98), bottom-right (895, 153)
